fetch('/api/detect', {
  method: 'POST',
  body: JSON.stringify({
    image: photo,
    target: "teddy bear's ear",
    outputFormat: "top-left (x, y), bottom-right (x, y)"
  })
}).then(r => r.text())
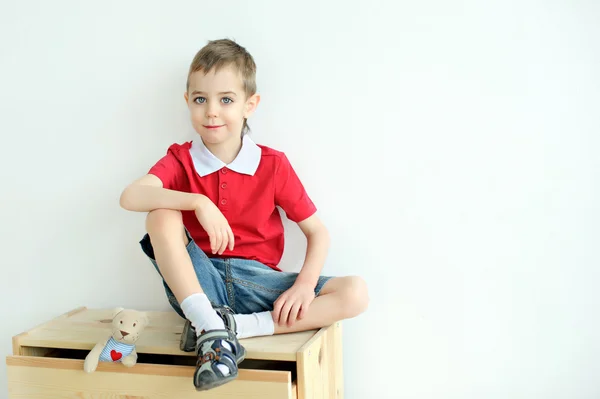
top-left (141, 312), bottom-right (150, 327)
top-left (111, 307), bottom-right (125, 319)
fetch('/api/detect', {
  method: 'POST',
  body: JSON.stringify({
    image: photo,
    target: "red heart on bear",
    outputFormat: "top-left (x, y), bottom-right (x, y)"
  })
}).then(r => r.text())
top-left (110, 350), bottom-right (122, 361)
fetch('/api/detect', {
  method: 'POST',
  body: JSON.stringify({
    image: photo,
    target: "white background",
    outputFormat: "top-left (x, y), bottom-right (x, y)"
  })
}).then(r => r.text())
top-left (1, 1), bottom-right (599, 398)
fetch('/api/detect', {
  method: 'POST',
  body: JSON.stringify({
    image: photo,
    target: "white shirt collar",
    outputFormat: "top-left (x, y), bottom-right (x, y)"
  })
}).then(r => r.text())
top-left (189, 134), bottom-right (262, 177)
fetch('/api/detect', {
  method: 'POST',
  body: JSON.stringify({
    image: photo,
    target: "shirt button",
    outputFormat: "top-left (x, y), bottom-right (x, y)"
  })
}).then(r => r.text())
top-left (221, 199), bottom-right (227, 205)
top-left (221, 183), bottom-right (227, 189)
top-left (221, 168), bottom-right (227, 174)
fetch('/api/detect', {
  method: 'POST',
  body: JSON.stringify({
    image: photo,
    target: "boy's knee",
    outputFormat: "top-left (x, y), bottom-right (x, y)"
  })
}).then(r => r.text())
top-left (145, 209), bottom-right (186, 243)
top-left (339, 276), bottom-right (369, 318)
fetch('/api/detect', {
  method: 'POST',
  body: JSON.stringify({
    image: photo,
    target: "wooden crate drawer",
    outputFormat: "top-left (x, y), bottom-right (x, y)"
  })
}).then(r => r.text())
top-left (7, 354), bottom-right (296, 398)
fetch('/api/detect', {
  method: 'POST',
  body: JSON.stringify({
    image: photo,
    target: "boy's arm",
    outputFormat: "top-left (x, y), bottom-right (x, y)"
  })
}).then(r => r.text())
top-left (119, 174), bottom-right (206, 212)
top-left (272, 213), bottom-right (329, 326)
top-left (120, 174), bottom-right (234, 253)
top-left (295, 214), bottom-right (330, 288)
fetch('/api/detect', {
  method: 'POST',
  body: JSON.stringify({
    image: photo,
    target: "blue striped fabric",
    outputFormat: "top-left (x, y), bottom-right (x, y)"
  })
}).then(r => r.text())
top-left (99, 337), bottom-right (135, 362)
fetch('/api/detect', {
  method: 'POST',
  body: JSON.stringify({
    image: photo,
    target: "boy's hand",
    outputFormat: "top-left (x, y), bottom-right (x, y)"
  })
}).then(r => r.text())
top-left (273, 282), bottom-right (315, 327)
top-left (194, 196), bottom-right (234, 255)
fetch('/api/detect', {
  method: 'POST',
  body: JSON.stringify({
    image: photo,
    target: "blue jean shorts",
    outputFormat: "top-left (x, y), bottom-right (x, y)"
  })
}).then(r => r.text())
top-left (139, 230), bottom-right (333, 318)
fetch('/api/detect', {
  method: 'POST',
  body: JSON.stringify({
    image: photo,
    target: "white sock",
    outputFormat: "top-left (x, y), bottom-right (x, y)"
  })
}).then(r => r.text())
top-left (180, 293), bottom-right (230, 376)
top-left (180, 293), bottom-right (225, 334)
top-left (233, 311), bottom-right (275, 339)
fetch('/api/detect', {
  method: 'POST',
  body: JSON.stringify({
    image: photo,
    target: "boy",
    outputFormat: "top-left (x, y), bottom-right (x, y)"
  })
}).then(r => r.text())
top-left (120, 38), bottom-right (368, 391)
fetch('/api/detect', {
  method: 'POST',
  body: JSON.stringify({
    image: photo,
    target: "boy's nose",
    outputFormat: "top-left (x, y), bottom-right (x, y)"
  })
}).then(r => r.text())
top-left (206, 106), bottom-right (218, 118)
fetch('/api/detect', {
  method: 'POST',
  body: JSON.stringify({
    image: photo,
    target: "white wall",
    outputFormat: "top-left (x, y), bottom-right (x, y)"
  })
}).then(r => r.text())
top-left (1, 1), bottom-right (598, 398)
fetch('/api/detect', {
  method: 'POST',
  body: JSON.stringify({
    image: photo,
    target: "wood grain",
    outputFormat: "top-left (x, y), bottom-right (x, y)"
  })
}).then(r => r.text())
top-left (7, 356), bottom-right (293, 399)
top-left (14, 308), bottom-right (318, 361)
top-left (297, 322), bottom-right (344, 399)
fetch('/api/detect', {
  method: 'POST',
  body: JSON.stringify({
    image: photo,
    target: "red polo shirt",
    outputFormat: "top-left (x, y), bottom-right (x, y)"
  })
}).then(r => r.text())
top-left (148, 138), bottom-right (316, 270)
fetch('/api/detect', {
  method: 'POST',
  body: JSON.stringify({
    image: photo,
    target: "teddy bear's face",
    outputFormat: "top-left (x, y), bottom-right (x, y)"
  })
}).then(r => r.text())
top-left (111, 310), bottom-right (148, 345)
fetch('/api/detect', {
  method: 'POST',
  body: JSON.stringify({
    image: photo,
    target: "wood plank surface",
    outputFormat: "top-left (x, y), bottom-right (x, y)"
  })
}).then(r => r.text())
top-left (14, 308), bottom-right (318, 361)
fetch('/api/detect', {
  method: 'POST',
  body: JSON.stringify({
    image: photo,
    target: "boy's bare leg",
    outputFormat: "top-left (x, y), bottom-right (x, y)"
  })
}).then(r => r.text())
top-left (145, 209), bottom-right (203, 302)
top-left (272, 276), bottom-right (369, 334)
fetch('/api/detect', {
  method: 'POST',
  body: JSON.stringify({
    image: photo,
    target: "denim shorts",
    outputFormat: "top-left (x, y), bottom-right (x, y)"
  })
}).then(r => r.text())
top-left (139, 230), bottom-right (333, 318)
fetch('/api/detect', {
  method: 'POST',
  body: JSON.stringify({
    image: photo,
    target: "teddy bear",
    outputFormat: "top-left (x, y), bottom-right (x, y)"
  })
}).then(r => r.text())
top-left (83, 307), bottom-right (149, 373)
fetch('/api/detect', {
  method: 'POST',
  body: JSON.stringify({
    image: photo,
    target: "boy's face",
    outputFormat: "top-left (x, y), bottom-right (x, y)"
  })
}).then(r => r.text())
top-left (184, 65), bottom-right (259, 147)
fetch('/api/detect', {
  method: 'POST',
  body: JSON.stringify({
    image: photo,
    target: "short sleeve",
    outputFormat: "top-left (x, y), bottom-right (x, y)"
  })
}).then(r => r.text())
top-left (148, 152), bottom-right (184, 190)
top-left (274, 153), bottom-right (317, 223)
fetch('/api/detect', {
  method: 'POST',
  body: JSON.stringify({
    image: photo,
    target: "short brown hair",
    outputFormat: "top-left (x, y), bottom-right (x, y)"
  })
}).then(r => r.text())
top-left (186, 38), bottom-right (257, 98)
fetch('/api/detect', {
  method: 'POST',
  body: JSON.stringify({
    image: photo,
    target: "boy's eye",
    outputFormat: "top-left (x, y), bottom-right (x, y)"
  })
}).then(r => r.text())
top-left (221, 97), bottom-right (233, 104)
top-left (193, 97), bottom-right (206, 104)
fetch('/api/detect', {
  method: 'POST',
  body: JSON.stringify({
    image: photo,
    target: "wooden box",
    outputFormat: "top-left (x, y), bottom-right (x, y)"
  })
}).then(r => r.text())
top-left (6, 307), bottom-right (343, 398)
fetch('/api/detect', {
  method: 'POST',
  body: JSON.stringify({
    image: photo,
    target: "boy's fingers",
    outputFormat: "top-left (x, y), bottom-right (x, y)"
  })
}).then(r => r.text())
top-left (209, 228), bottom-right (216, 253)
top-left (223, 229), bottom-right (229, 253)
top-left (298, 304), bottom-right (306, 320)
top-left (272, 299), bottom-right (283, 324)
top-left (219, 228), bottom-right (228, 254)
top-left (215, 230), bottom-right (222, 254)
top-left (211, 230), bottom-right (218, 254)
top-left (288, 303), bottom-right (301, 326)
top-left (216, 229), bottom-right (224, 254)
top-left (274, 292), bottom-right (290, 325)
top-left (227, 227), bottom-right (235, 250)
top-left (280, 302), bottom-right (292, 325)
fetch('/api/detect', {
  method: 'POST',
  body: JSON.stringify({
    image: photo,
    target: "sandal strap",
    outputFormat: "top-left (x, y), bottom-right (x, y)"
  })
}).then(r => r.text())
top-left (214, 305), bottom-right (237, 332)
top-left (196, 329), bottom-right (234, 349)
top-left (206, 348), bottom-right (237, 377)
top-left (196, 330), bottom-right (239, 377)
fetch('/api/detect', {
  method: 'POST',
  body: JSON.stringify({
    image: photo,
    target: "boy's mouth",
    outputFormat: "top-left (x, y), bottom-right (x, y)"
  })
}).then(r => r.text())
top-left (203, 124), bottom-right (225, 130)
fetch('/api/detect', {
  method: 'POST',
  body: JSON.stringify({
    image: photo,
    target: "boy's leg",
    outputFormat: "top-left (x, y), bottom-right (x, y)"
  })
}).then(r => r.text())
top-left (143, 209), bottom-right (212, 304)
top-left (271, 276), bottom-right (369, 334)
top-left (141, 209), bottom-right (244, 390)
top-left (230, 259), bottom-right (369, 336)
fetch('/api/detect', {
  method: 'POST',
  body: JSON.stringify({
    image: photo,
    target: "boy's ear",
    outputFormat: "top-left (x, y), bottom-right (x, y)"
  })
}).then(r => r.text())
top-left (244, 93), bottom-right (260, 118)
top-left (184, 91), bottom-right (189, 104)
